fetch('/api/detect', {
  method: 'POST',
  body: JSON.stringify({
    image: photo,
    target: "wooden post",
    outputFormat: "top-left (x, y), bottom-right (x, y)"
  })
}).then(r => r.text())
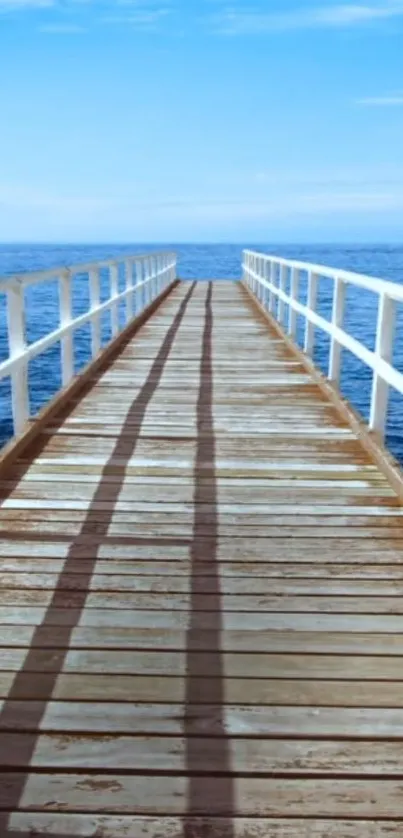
top-left (170, 253), bottom-right (176, 285)
top-left (89, 268), bottom-right (101, 358)
top-left (259, 257), bottom-right (264, 303)
top-left (7, 283), bottom-right (29, 435)
top-left (125, 260), bottom-right (133, 321)
top-left (278, 265), bottom-right (288, 325)
top-left (109, 263), bottom-right (119, 336)
top-left (288, 267), bottom-right (299, 337)
top-left (304, 271), bottom-right (318, 355)
top-left (135, 260), bottom-right (142, 313)
top-left (370, 293), bottom-right (396, 439)
top-left (328, 276), bottom-right (346, 383)
top-left (270, 262), bottom-right (278, 315)
top-left (59, 269), bottom-right (74, 386)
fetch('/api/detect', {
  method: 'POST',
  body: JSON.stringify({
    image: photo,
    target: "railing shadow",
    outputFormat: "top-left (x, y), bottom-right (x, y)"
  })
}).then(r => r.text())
top-left (184, 283), bottom-right (235, 833)
top-left (0, 283), bottom-right (196, 835)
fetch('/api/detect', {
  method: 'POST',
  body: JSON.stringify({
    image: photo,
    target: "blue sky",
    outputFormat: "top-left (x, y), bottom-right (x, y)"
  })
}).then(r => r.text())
top-left (1, 0), bottom-right (403, 242)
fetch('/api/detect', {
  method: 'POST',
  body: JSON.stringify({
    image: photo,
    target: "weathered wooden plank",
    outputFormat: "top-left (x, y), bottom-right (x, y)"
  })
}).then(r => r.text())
top-left (3, 607), bottom-right (403, 632)
top-left (14, 458), bottom-right (382, 475)
top-left (1, 483), bottom-right (397, 505)
top-left (3, 673), bottom-right (403, 706)
top-left (4, 774), bottom-right (403, 816)
top-left (4, 702), bottom-right (403, 737)
top-left (4, 572), bottom-right (403, 596)
top-left (2, 500), bottom-right (402, 518)
top-left (2, 649), bottom-right (403, 679)
top-left (4, 733), bottom-right (403, 774)
top-left (4, 626), bottom-right (403, 655)
top-left (3, 589), bottom-right (403, 612)
top-left (4, 814), bottom-right (402, 838)
top-left (3, 559), bottom-right (403, 580)
top-left (3, 473), bottom-right (392, 487)
top-left (2, 559), bottom-right (403, 579)
top-left (1, 537), bottom-right (403, 560)
top-left (2, 520), bottom-right (403, 537)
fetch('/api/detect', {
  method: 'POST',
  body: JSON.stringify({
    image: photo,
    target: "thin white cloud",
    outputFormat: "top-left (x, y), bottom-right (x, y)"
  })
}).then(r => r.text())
top-left (102, 8), bottom-right (171, 27)
top-left (0, 0), bottom-right (53, 9)
top-left (38, 22), bottom-right (86, 32)
top-left (357, 95), bottom-right (403, 105)
top-left (213, 2), bottom-right (403, 35)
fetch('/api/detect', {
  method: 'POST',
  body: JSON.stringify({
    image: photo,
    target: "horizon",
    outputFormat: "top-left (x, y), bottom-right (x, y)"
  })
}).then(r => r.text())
top-left (1, 240), bottom-right (403, 247)
top-left (1, 0), bottom-right (403, 242)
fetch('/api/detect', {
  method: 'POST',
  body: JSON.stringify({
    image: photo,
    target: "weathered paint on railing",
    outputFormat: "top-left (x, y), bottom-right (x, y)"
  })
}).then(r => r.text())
top-left (0, 251), bottom-right (177, 437)
top-left (243, 249), bottom-right (403, 440)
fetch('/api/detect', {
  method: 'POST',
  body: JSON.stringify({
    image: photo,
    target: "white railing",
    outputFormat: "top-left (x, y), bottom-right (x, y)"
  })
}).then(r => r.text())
top-left (0, 251), bottom-right (176, 437)
top-left (243, 249), bottom-right (403, 440)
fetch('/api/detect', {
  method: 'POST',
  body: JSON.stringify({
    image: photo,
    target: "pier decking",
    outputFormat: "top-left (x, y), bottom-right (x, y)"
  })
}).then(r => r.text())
top-left (1, 277), bottom-right (403, 836)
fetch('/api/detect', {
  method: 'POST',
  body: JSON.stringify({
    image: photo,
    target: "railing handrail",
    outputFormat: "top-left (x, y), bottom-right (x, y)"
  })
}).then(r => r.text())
top-left (0, 250), bottom-right (175, 290)
top-left (0, 250), bottom-right (177, 440)
top-left (242, 249), bottom-right (403, 440)
top-left (243, 249), bottom-right (403, 303)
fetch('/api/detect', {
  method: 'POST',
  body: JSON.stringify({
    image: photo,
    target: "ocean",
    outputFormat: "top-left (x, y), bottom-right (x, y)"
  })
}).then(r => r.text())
top-left (1, 243), bottom-right (403, 462)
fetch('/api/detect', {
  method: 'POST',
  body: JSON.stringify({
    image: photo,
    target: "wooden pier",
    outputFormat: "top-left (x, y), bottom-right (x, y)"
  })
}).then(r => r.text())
top-left (1, 257), bottom-right (403, 836)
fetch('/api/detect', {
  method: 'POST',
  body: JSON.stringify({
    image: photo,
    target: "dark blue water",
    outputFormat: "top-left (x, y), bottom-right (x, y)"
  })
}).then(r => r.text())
top-left (1, 243), bottom-right (403, 462)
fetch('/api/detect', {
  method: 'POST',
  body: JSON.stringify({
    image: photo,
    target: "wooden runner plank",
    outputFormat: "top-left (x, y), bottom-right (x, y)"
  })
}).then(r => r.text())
top-left (4, 733), bottom-right (403, 774)
top-left (4, 626), bottom-right (403, 654)
top-left (2, 649), bottom-right (403, 679)
top-left (3, 589), bottom-right (403, 612)
top-left (4, 571), bottom-right (403, 595)
top-left (3, 774), bottom-right (403, 817)
top-left (4, 607), bottom-right (403, 631)
top-left (3, 558), bottom-right (403, 577)
top-left (3, 673), bottom-right (403, 706)
top-left (3, 814), bottom-right (402, 837)
top-left (4, 702), bottom-right (403, 736)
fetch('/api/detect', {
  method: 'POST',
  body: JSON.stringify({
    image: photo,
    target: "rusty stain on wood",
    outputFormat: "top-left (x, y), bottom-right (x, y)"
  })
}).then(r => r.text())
top-left (0, 280), bottom-right (403, 836)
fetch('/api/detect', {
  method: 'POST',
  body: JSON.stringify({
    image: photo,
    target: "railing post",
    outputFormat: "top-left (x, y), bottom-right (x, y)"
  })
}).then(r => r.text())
top-left (288, 267), bottom-right (299, 337)
top-left (152, 255), bottom-right (158, 298)
top-left (148, 257), bottom-right (153, 303)
top-left (142, 258), bottom-right (148, 305)
top-left (6, 282), bottom-right (29, 435)
top-left (278, 264), bottom-right (287, 326)
top-left (170, 253), bottom-right (176, 285)
top-left (255, 255), bottom-right (260, 298)
top-left (251, 254), bottom-right (256, 295)
top-left (262, 259), bottom-right (269, 310)
top-left (135, 260), bottom-right (143, 312)
top-left (165, 253), bottom-right (171, 289)
top-left (304, 271), bottom-right (318, 355)
top-left (259, 257), bottom-right (265, 307)
top-left (89, 267), bottom-right (101, 357)
top-left (249, 253), bottom-right (254, 293)
top-left (156, 255), bottom-right (161, 295)
top-left (258, 257), bottom-right (264, 304)
top-left (141, 259), bottom-right (148, 308)
top-left (161, 254), bottom-right (166, 293)
top-left (59, 269), bottom-right (73, 386)
top-left (244, 252), bottom-right (249, 289)
top-left (328, 276), bottom-right (346, 383)
top-left (244, 252), bottom-right (250, 289)
top-left (125, 260), bottom-right (134, 322)
top-left (369, 293), bottom-right (396, 439)
top-left (109, 263), bottom-right (119, 336)
top-left (270, 262), bottom-right (278, 315)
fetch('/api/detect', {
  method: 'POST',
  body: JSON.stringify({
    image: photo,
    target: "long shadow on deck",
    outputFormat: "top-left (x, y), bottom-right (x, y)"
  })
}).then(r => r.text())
top-left (184, 283), bottom-right (235, 837)
top-left (0, 282), bottom-right (196, 834)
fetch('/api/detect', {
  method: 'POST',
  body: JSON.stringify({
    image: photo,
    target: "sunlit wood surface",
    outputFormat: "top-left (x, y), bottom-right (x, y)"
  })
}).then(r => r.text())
top-left (1, 280), bottom-right (403, 837)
